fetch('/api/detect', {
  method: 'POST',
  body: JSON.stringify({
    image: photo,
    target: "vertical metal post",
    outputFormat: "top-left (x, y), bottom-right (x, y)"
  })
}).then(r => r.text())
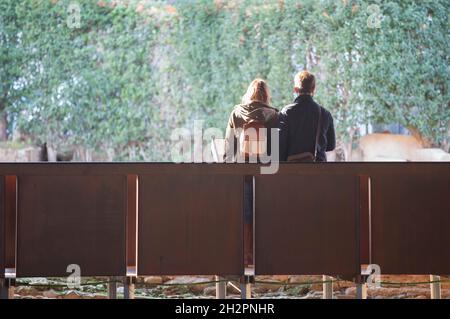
top-left (123, 277), bottom-right (135, 299)
top-left (0, 278), bottom-right (15, 299)
top-left (356, 275), bottom-right (367, 299)
top-left (108, 277), bottom-right (117, 299)
top-left (430, 275), bottom-right (441, 299)
top-left (322, 275), bottom-right (333, 299)
top-left (215, 276), bottom-right (226, 299)
top-left (9, 279), bottom-right (15, 299)
top-left (240, 275), bottom-right (252, 299)
top-left (1, 279), bottom-right (8, 299)
top-left (356, 283), bottom-right (368, 299)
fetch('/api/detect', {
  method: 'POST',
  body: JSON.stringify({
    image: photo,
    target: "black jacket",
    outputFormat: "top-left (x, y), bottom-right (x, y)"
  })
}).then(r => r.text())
top-left (279, 95), bottom-right (335, 162)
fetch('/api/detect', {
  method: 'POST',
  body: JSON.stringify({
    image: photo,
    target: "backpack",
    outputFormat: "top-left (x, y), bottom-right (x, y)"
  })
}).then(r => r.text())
top-left (239, 121), bottom-right (268, 158)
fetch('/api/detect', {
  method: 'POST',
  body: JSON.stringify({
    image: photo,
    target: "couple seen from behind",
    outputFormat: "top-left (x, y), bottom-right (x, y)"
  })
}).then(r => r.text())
top-left (222, 71), bottom-right (336, 266)
top-left (223, 70), bottom-right (336, 163)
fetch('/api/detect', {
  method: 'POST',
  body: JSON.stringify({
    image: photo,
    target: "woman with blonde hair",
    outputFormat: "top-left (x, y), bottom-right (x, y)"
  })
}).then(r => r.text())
top-left (224, 78), bottom-right (279, 162)
top-left (223, 79), bottom-right (279, 266)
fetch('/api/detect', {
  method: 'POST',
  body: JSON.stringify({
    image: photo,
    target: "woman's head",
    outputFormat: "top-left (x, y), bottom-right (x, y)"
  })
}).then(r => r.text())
top-left (241, 79), bottom-right (270, 105)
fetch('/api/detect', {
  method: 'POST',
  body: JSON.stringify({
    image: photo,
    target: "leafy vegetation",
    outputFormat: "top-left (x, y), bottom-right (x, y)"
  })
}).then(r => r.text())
top-left (1, 0), bottom-right (448, 160)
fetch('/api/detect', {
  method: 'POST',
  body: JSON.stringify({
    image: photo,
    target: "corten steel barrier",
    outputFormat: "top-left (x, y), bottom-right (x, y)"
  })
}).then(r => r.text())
top-left (0, 176), bottom-right (4, 280)
top-left (254, 174), bottom-right (360, 277)
top-left (370, 173), bottom-right (450, 274)
top-left (137, 174), bottom-right (244, 276)
top-left (4, 176), bottom-right (16, 273)
top-left (359, 175), bottom-right (371, 266)
top-left (0, 163), bottom-right (449, 299)
top-left (126, 175), bottom-right (138, 270)
top-left (16, 175), bottom-right (128, 277)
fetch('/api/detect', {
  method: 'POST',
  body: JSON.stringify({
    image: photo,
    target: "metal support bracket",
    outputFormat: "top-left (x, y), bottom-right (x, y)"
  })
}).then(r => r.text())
top-left (0, 278), bottom-right (15, 299)
top-left (430, 275), bottom-right (441, 299)
top-left (215, 275), bottom-right (227, 299)
top-left (323, 275), bottom-right (333, 299)
top-left (240, 275), bottom-right (253, 299)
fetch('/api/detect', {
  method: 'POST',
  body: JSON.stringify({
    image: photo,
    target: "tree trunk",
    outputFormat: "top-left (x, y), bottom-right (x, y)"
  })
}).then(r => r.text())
top-left (46, 144), bottom-right (58, 162)
top-left (73, 146), bottom-right (92, 162)
top-left (341, 127), bottom-right (356, 161)
top-left (0, 110), bottom-right (8, 141)
top-left (407, 126), bottom-right (433, 148)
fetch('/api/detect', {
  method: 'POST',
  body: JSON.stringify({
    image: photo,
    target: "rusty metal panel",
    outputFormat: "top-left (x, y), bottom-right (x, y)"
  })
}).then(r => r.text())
top-left (127, 175), bottom-right (137, 268)
top-left (359, 175), bottom-right (370, 265)
top-left (0, 162), bottom-right (449, 180)
top-left (5, 176), bottom-right (16, 269)
top-left (16, 175), bottom-right (127, 277)
top-left (0, 176), bottom-right (4, 278)
top-left (255, 174), bottom-right (360, 276)
top-left (138, 174), bottom-right (244, 276)
top-left (371, 173), bottom-right (450, 274)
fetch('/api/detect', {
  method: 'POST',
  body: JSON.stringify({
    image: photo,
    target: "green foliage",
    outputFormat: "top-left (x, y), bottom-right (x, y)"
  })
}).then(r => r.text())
top-left (1, 0), bottom-right (448, 160)
top-left (0, 0), bottom-right (28, 112)
top-left (358, 0), bottom-right (449, 145)
top-left (10, 0), bottom-right (161, 158)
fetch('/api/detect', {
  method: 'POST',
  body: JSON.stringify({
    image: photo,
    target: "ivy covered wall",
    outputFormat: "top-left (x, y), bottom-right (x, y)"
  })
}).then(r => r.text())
top-left (1, 0), bottom-right (448, 160)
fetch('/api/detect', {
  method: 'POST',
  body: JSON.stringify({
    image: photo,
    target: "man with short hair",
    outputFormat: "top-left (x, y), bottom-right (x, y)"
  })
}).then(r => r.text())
top-left (279, 70), bottom-right (336, 162)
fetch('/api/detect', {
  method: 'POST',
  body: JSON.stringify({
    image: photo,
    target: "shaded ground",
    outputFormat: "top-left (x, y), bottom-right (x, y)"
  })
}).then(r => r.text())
top-left (12, 275), bottom-right (450, 299)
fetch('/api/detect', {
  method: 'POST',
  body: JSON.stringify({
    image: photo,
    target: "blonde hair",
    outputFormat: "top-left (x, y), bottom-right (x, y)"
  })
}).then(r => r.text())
top-left (241, 79), bottom-right (270, 105)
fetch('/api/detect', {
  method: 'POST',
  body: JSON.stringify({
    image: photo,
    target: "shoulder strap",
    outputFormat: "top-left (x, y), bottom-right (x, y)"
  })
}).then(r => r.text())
top-left (314, 106), bottom-right (322, 159)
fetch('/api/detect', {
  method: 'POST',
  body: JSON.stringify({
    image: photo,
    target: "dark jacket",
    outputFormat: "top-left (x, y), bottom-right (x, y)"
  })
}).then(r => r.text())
top-left (224, 101), bottom-right (279, 162)
top-left (279, 95), bottom-right (335, 162)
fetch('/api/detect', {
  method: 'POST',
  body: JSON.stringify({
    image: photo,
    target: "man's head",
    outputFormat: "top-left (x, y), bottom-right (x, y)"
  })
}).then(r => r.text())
top-left (294, 70), bottom-right (316, 95)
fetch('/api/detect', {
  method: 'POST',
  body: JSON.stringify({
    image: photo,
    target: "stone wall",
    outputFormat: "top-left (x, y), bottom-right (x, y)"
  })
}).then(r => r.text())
top-left (350, 133), bottom-right (450, 161)
top-left (0, 144), bottom-right (43, 162)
